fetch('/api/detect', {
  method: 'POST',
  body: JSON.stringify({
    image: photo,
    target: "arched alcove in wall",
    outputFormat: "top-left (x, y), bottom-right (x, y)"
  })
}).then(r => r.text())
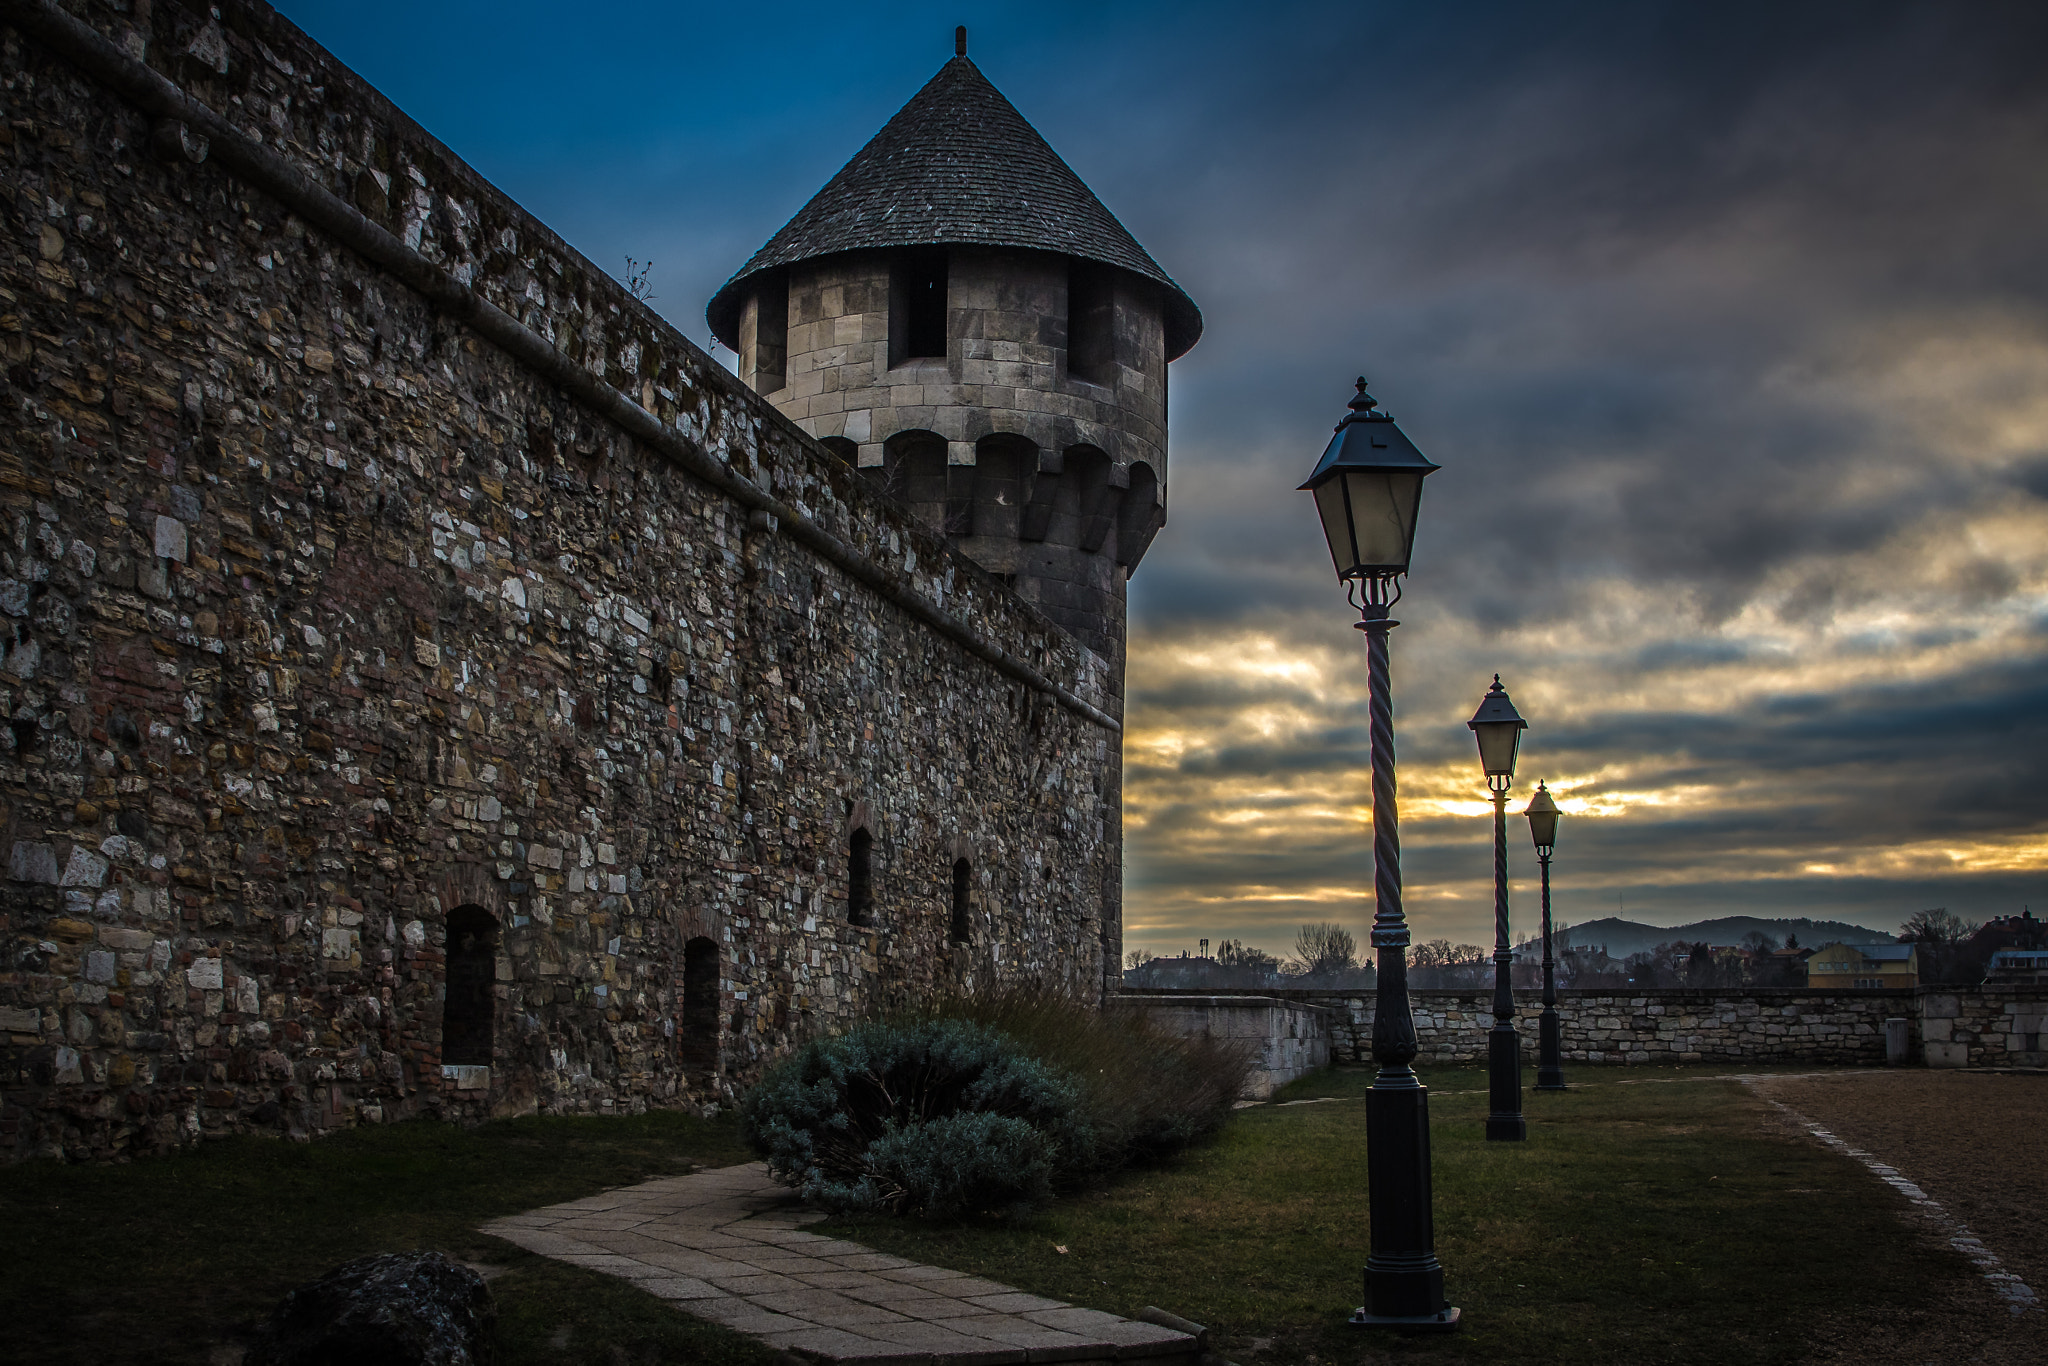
top-left (1066, 446), bottom-right (1117, 553)
top-left (970, 433), bottom-right (1037, 542)
top-left (879, 428), bottom-right (949, 533)
top-left (1117, 460), bottom-right (1162, 568)
top-left (848, 826), bottom-right (874, 926)
top-left (681, 936), bottom-right (719, 1071)
top-left (950, 857), bottom-right (972, 944)
top-left (443, 905), bottom-right (497, 1066)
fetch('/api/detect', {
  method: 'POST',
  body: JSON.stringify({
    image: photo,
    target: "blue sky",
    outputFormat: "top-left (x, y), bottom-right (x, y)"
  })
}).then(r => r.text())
top-left (280, 1), bottom-right (2048, 955)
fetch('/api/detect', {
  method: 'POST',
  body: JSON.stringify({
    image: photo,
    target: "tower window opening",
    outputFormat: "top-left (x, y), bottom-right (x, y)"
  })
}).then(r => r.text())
top-left (950, 858), bottom-right (971, 944)
top-left (442, 905), bottom-right (497, 1066)
top-left (1067, 261), bottom-right (1115, 386)
top-left (890, 248), bottom-right (949, 366)
top-left (681, 936), bottom-right (719, 1072)
top-left (849, 827), bottom-right (874, 926)
top-left (743, 274), bottom-right (788, 394)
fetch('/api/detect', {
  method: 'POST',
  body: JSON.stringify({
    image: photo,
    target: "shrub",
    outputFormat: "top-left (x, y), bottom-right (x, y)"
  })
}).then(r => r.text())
top-left (740, 1017), bottom-right (1087, 1218)
top-left (937, 990), bottom-right (1253, 1178)
top-left (742, 993), bottom-right (1254, 1218)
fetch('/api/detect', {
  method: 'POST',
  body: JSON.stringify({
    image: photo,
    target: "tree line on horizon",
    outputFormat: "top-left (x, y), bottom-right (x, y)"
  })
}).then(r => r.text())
top-left (1122, 907), bottom-right (2038, 991)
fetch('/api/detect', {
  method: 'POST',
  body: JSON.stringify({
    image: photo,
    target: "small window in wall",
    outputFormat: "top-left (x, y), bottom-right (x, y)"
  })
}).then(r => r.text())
top-left (682, 936), bottom-right (719, 1071)
top-left (1067, 261), bottom-right (1115, 386)
top-left (889, 248), bottom-right (948, 367)
top-left (950, 859), bottom-right (971, 944)
top-left (848, 827), bottom-right (874, 926)
top-left (743, 274), bottom-right (788, 394)
top-left (442, 906), bottom-right (497, 1066)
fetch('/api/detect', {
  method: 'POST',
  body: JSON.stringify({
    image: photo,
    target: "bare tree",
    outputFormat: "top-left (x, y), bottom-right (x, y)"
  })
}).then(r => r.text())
top-left (1902, 908), bottom-right (1985, 984)
top-left (1559, 944), bottom-right (1626, 988)
top-left (1901, 908), bottom-right (1976, 946)
top-left (1626, 948), bottom-right (1677, 987)
top-left (1291, 923), bottom-right (1359, 978)
top-left (1409, 939), bottom-right (1454, 969)
top-left (1216, 939), bottom-right (1281, 976)
top-left (1124, 949), bottom-right (1154, 971)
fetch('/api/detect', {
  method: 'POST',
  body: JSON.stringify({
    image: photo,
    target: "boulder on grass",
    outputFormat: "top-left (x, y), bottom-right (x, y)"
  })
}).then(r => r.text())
top-left (246, 1250), bottom-right (494, 1366)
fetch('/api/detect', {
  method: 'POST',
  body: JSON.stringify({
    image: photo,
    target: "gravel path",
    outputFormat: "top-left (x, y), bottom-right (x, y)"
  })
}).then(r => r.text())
top-left (1748, 1069), bottom-right (2046, 1364)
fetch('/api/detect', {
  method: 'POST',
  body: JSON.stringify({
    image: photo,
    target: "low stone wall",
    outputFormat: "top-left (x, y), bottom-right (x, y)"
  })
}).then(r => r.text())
top-left (1921, 988), bottom-right (2048, 1068)
top-left (1113, 994), bottom-right (1332, 1099)
top-left (1344, 989), bottom-right (1909, 1067)
top-left (1122, 986), bottom-right (2048, 1071)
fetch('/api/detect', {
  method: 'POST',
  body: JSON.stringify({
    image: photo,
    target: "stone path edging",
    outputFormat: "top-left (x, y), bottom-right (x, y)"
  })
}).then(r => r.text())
top-left (481, 1163), bottom-right (1199, 1365)
top-left (1738, 1086), bottom-right (2041, 1316)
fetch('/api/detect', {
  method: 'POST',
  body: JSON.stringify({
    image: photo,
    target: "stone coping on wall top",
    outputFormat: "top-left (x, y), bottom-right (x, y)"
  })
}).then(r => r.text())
top-left (1115, 985), bottom-right (1932, 1001)
top-left (1110, 993), bottom-right (1343, 1013)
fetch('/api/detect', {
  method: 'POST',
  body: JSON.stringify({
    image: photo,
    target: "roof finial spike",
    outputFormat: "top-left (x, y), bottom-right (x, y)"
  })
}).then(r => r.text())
top-left (955, 25), bottom-right (967, 57)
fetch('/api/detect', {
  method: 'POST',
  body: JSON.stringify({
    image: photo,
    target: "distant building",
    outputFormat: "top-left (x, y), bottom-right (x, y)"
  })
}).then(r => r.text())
top-left (1985, 949), bottom-right (2048, 984)
top-left (1805, 942), bottom-right (1918, 990)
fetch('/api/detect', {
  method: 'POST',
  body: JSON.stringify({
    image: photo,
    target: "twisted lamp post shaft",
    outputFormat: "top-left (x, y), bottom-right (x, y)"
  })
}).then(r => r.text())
top-left (1363, 606), bottom-right (1416, 1069)
top-left (1486, 785), bottom-right (1526, 1141)
top-left (1536, 851), bottom-right (1565, 1090)
top-left (1352, 601), bottom-right (1454, 1327)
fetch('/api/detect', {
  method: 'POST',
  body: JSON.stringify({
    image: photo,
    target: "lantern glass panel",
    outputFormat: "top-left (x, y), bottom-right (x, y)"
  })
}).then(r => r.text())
top-left (1312, 478), bottom-right (1357, 578)
top-left (1349, 470), bottom-right (1422, 574)
top-left (1311, 469), bottom-right (1425, 579)
top-left (1473, 721), bottom-right (1522, 779)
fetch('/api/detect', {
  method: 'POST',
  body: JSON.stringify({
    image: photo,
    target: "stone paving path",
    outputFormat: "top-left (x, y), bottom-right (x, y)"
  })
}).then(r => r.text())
top-left (481, 1162), bottom-right (1200, 1366)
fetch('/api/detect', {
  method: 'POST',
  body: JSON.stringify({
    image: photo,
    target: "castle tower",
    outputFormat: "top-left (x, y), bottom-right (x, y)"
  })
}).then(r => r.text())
top-left (707, 32), bottom-right (1201, 684)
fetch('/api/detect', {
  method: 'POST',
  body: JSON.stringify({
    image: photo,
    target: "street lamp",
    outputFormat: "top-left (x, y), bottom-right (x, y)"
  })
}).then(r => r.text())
top-left (1301, 378), bottom-right (1458, 1331)
top-left (1468, 676), bottom-right (1527, 1142)
top-left (1525, 782), bottom-right (1565, 1091)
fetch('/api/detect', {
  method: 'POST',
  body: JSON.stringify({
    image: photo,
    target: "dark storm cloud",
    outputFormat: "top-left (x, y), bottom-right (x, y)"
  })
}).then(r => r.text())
top-left (1120, 1), bottom-right (2048, 631)
top-left (274, 0), bottom-right (2048, 952)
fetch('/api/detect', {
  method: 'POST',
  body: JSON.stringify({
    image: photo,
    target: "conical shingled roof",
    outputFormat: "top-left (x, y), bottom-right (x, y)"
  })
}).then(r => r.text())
top-left (706, 55), bottom-right (1202, 360)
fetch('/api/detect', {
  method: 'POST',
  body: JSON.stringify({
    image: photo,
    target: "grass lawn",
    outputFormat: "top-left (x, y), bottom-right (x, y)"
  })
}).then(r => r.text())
top-left (0, 1108), bottom-right (780, 1366)
top-left (0, 1066), bottom-right (1997, 1366)
top-left (818, 1065), bottom-right (1985, 1366)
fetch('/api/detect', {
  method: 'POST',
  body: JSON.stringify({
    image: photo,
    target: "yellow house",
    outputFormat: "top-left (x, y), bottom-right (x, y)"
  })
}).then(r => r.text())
top-left (1805, 942), bottom-right (1918, 989)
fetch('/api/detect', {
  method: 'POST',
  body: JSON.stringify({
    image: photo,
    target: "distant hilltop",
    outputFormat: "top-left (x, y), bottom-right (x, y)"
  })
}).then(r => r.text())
top-left (1556, 916), bottom-right (1897, 959)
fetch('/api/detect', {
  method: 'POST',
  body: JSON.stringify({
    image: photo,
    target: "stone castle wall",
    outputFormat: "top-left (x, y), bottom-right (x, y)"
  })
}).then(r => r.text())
top-left (0, 0), bottom-right (1123, 1161)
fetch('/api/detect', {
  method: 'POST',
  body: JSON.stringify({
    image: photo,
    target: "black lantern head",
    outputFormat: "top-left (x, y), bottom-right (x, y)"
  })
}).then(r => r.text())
top-left (1300, 378), bottom-right (1440, 583)
top-left (1467, 674), bottom-right (1527, 786)
top-left (1525, 781), bottom-right (1560, 854)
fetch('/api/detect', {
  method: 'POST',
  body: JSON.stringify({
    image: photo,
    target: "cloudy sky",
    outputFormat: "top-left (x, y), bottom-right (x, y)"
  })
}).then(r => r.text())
top-left (281, 0), bottom-right (2048, 957)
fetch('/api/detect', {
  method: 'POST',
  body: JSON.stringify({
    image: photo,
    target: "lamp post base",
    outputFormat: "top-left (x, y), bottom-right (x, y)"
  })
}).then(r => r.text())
top-left (1350, 1305), bottom-right (1462, 1332)
top-left (1360, 1076), bottom-right (1456, 1325)
top-left (1536, 1006), bottom-right (1567, 1091)
top-left (1485, 1024), bottom-right (1525, 1142)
